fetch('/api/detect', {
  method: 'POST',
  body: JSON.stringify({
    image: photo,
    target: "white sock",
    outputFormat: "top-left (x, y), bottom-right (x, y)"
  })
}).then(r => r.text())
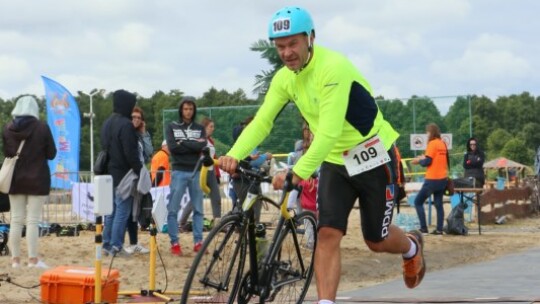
top-left (319, 300), bottom-right (335, 304)
top-left (402, 238), bottom-right (417, 259)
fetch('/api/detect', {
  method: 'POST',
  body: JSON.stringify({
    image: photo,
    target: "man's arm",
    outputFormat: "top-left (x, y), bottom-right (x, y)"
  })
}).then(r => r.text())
top-left (121, 124), bottom-right (143, 175)
top-left (141, 131), bottom-right (153, 162)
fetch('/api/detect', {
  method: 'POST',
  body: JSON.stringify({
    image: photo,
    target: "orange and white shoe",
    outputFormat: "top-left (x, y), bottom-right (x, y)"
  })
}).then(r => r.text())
top-left (402, 230), bottom-right (426, 289)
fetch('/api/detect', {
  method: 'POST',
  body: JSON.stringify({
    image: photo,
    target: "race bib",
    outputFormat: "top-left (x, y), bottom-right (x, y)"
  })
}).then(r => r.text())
top-left (342, 135), bottom-right (391, 176)
top-left (271, 18), bottom-right (291, 35)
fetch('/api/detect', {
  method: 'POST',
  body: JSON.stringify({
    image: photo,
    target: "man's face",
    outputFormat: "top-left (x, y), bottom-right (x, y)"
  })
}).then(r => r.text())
top-left (182, 103), bottom-right (194, 121)
top-left (274, 33), bottom-right (311, 71)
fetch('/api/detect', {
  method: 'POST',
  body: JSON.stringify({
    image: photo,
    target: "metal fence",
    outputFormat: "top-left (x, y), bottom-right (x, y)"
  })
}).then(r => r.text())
top-left (41, 170), bottom-right (283, 227)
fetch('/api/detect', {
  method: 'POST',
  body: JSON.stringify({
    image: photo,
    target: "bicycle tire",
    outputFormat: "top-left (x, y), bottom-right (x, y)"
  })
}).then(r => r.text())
top-left (261, 210), bottom-right (317, 303)
top-left (180, 213), bottom-right (247, 304)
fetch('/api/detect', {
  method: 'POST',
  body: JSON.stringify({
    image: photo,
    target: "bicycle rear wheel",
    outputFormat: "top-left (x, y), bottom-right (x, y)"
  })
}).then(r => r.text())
top-left (181, 213), bottom-right (247, 304)
top-left (263, 211), bottom-right (317, 303)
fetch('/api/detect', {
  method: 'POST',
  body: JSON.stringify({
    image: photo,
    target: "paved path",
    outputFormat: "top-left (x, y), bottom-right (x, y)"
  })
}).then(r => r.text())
top-left (308, 247), bottom-right (540, 303)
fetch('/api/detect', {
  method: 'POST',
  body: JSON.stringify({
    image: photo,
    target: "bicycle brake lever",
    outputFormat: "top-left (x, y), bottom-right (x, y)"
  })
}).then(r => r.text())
top-left (283, 171), bottom-right (294, 192)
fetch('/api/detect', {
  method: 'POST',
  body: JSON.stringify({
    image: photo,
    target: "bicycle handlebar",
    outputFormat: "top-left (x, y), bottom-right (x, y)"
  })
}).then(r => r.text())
top-left (196, 147), bottom-right (291, 194)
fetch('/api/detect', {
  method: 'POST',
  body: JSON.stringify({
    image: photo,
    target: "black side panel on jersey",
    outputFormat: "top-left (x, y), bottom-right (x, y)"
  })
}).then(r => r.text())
top-left (345, 81), bottom-right (378, 136)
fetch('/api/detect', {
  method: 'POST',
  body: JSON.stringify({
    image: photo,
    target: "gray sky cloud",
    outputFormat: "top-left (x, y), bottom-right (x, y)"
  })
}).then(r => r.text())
top-left (0, 0), bottom-right (538, 115)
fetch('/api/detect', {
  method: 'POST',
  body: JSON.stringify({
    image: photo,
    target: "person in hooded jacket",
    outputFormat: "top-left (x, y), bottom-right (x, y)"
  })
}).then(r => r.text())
top-left (463, 137), bottom-right (485, 188)
top-left (100, 89), bottom-right (142, 256)
top-left (165, 96), bottom-right (207, 255)
top-left (2, 95), bottom-right (56, 268)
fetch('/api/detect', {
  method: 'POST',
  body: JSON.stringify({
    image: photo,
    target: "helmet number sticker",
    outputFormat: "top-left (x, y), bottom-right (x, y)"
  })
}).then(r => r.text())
top-left (272, 18), bottom-right (291, 34)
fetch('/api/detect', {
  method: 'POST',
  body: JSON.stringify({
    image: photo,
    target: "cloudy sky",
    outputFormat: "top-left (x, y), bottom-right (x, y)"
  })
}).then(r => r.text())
top-left (0, 0), bottom-right (538, 113)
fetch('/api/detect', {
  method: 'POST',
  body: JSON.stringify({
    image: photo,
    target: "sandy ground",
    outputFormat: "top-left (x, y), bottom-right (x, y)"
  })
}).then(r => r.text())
top-left (1, 204), bottom-right (540, 303)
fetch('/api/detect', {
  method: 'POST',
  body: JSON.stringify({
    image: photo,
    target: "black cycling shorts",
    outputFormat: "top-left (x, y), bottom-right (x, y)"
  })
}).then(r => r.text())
top-left (317, 146), bottom-right (399, 242)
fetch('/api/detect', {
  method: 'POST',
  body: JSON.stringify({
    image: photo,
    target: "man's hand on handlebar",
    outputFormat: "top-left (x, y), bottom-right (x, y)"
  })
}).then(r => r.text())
top-left (272, 170), bottom-right (301, 191)
top-left (218, 155), bottom-right (238, 175)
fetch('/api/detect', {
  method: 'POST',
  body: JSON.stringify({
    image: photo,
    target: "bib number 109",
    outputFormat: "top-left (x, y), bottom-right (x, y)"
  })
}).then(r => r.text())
top-left (272, 18), bottom-right (291, 35)
top-left (343, 135), bottom-right (391, 176)
top-left (353, 147), bottom-right (378, 164)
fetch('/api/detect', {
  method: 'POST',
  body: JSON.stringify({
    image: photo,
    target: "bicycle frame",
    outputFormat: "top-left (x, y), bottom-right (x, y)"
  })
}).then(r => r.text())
top-left (197, 151), bottom-right (312, 302)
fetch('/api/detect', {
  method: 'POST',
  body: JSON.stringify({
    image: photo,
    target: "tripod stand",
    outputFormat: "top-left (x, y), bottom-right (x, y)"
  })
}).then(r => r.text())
top-left (117, 219), bottom-right (180, 302)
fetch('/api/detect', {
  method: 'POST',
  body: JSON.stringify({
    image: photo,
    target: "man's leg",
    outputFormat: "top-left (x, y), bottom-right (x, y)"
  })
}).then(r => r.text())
top-left (355, 154), bottom-right (426, 289)
top-left (365, 224), bottom-right (413, 253)
top-left (179, 202), bottom-right (193, 229)
top-left (315, 162), bottom-right (357, 302)
top-left (102, 201), bottom-right (116, 251)
top-left (111, 195), bottom-right (133, 250)
top-left (189, 170), bottom-right (204, 245)
top-left (167, 171), bottom-right (187, 246)
top-left (315, 227), bottom-right (343, 301)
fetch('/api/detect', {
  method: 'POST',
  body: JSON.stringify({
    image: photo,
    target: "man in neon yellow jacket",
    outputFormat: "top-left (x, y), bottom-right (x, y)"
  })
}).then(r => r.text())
top-left (219, 6), bottom-right (426, 303)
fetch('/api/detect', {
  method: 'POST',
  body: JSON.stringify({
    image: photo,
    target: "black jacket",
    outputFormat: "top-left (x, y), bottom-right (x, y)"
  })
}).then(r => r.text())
top-left (463, 137), bottom-right (485, 179)
top-left (2, 116), bottom-right (57, 195)
top-left (100, 90), bottom-right (142, 187)
top-left (165, 99), bottom-right (207, 171)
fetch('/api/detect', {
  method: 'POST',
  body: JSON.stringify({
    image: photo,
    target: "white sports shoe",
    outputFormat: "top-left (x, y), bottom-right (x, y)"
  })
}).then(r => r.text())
top-left (124, 244), bottom-right (150, 254)
top-left (28, 260), bottom-right (49, 269)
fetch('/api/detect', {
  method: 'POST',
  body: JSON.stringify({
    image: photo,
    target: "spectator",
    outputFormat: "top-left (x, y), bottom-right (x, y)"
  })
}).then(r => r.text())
top-left (178, 117), bottom-right (222, 230)
top-left (123, 106), bottom-right (153, 255)
top-left (101, 90), bottom-right (142, 256)
top-left (165, 96), bottom-right (207, 255)
top-left (2, 96), bottom-right (56, 268)
top-left (463, 137), bottom-right (485, 188)
top-left (132, 106), bottom-right (153, 163)
top-left (151, 140), bottom-right (171, 187)
top-left (411, 123), bottom-right (448, 235)
top-left (287, 121), bottom-right (314, 213)
top-left (201, 117), bottom-right (222, 222)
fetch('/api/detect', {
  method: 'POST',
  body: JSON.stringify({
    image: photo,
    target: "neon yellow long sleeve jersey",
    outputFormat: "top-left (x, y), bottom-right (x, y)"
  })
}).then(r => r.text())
top-left (228, 45), bottom-right (399, 180)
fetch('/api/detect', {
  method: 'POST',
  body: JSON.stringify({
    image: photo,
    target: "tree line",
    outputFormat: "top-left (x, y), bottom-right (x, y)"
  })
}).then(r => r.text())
top-left (0, 90), bottom-right (538, 175)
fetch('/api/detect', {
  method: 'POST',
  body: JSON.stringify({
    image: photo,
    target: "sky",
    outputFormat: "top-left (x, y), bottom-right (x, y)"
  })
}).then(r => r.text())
top-left (0, 0), bottom-right (538, 114)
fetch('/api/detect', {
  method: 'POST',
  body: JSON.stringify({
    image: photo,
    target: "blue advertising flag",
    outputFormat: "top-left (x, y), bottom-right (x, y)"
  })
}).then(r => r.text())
top-left (41, 76), bottom-right (81, 189)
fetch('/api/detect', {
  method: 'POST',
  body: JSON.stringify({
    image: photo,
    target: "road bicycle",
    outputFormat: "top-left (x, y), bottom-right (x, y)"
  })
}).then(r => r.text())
top-left (180, 149), bottom-right (317, 303)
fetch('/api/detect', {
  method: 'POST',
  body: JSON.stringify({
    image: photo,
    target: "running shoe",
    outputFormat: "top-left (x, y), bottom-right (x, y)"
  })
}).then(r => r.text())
top-left (402, 230), bottom-right (426, 289)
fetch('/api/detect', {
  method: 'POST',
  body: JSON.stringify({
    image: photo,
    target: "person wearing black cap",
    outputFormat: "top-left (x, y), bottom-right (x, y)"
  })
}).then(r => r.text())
top-left (100, 89), bottom-right (142, 257)
top-left (165, 96), bottom-right (207, 255)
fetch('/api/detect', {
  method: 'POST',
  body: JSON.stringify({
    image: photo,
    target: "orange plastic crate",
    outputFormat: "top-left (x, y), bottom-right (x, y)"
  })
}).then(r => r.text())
top-left (40, 266), bottom-right (120, 304)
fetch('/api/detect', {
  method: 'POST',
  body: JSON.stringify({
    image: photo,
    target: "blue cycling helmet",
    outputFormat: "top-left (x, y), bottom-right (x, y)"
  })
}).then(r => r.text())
top-left (268, 6), bottom-right (315, 40)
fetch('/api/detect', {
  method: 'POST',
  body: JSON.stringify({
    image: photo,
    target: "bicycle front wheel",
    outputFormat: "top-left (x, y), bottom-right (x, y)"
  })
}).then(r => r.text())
top-left (263, 210), bottom-right (317, 303)
top-left (181, 213), bottom-right (247, 304)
